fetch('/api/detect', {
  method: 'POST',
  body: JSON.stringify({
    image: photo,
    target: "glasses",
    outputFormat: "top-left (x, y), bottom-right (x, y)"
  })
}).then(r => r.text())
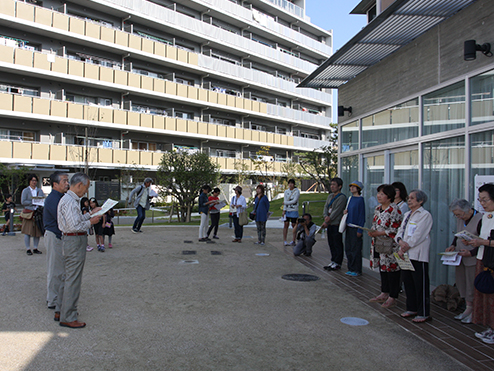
top-left (478, 198), bottom-right (492, 203)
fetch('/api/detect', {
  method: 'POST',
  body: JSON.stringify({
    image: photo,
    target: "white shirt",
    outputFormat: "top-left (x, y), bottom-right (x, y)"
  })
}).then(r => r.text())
top-left (58, 190), bottom-right (92, 233)
top-left (231, 195), bottom-right (246, 217)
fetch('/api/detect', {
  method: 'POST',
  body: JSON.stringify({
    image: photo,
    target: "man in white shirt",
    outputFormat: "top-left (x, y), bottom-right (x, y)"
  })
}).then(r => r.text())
top-left (57, 173), bottom-right (101, 329)
top-left (128, 178), bottom-right (153, 233)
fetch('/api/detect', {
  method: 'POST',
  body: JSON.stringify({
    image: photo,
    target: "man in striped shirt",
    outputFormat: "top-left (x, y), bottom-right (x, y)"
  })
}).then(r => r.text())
top-left (57, 172), bottom-right (101, 329)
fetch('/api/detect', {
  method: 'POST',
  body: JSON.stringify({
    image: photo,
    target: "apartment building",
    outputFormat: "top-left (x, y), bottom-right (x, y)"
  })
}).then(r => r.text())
top-left (0, 0), bottom-right (333, 191)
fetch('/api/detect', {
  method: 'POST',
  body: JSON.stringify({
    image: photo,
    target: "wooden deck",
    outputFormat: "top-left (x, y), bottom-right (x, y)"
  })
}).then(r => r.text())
top-left (276, 242), bottom-right (494, 371)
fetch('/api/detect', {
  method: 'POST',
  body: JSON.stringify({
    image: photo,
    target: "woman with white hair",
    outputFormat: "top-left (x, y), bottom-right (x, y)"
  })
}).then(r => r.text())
top-left (396, 189), bottom-right (433, 323)
top-left (445, 199), bottom-right (482, 323)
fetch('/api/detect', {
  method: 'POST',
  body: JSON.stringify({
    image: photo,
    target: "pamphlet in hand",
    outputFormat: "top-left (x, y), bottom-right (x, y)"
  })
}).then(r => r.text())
top-left (393, 252), bottom-right (415, 271)
top-left (440, 252), bottom-right (462, 266)
top-left (454, 230), bottom-right (478, 241)
top-left (32, 197), bottom-right (45, 207)
top-left (214, 201), bottom-right (227, 211)
top-left (347, 223), bottom-right (373, 232)
top-left (92, 199), bottom-right (118, 217)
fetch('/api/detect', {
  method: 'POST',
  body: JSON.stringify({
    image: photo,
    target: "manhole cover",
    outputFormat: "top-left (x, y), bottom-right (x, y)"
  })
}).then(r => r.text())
top-left (206, 240), bottom-right (216, 244)
top-left (256, 253), bottom-right (270, 256)
top-left (182, 250), bottom-right (196, 255)
top-left (281, 274), bottom-right (320, 282)
top-left (340, 317), bottom-right (369, 326)
top-left (183, 240), bottom-right (193, 243)
top-left (180, 260), bottom-right (199, 264)
top-left (211, 251), bottom-right (222, 255)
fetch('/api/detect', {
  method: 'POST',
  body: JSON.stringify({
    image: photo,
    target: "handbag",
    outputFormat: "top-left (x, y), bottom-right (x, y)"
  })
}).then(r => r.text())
top-left (474, 268), bottom-right (494, 294)
top-left (20, 209), bottom-right (34, 220)
top-left (249, 197), bottom-right (260, 220)
top-left (374, 235), bottom-right (394, 255)
top-left (338, 197), bottom-right (352, 233)
top-left (239, 211), bottom-right (249, 226)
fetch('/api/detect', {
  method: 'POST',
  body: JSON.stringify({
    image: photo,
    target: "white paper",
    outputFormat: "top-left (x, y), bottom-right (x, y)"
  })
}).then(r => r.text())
top-left (92, 199), bottom-right (118, 217)
top-left (32, 197), bottom-right (45, 206)
top-left (214, 201), bottom-right (227, 210)
top-left (441, 253), bottom-right (462, 266)
top-left (454, 230), bottom-right (478, 241)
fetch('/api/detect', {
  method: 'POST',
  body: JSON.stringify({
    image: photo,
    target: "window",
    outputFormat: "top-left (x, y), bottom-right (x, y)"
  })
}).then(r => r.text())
top-left (0, 129), bottom-right (35, 141)
top-left (471, 70), bottom-right (494, 126)
top-left (423, 82), bottom-right (465, 135)
top-left (341, 121), bottom-right (359, 153)
top-left (362, 98), bottom-right (419, 148)
top-left (0, 83), bottom-right (39, 97)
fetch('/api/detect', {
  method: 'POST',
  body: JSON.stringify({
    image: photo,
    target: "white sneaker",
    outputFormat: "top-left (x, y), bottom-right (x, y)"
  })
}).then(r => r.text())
top-left (461, 314), bottom-right (472, 324)
top-left (475, 328), bottom-right (493, 339)
top-left (482, 332), bottom-right (494, 344)
top-left (288, 241), bottom-right (295, 246)
top-left (283, 241), bottom-right (289, 246)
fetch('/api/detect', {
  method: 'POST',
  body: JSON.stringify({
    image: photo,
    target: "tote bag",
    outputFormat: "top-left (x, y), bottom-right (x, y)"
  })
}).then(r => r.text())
top-left (338, 197), bottom-right (352, 233)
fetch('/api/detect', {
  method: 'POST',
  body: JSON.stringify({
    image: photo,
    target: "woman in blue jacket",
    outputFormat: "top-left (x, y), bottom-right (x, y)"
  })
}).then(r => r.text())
top-left (344, 181), bottom-right (366, 276)
top-left (254, 184), bottom-right (270, 245)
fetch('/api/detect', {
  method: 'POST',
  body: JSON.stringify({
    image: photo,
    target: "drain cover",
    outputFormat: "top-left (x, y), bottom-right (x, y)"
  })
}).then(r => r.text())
top-left (340, 317), bottom-right (369, 326)
top-left (182, 250), bottom-right (196, 255)
top-left (256, 253), bottom-right (270, 256)
top-left (206, 240), bottom-right (216, 244)
top-left (281, 274), bottom-right (320, 282)
top-left (180, 260), bottom-right (199, 264)
top-left (183, 240), bottom-right (193, 243)
top-left (211, 251), bottom-right (222, 255)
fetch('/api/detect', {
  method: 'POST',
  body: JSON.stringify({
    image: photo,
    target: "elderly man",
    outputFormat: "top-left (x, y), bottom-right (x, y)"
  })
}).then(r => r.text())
top-left (129, 177), bottom-right (153, 233)
top-left (58, 173), bottom-right (101, 328)
top-left (43, 171), bottom-right (69, 315)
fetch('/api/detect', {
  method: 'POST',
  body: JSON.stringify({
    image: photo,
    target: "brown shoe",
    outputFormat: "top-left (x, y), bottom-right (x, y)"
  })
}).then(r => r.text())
top-left (232, 239), bottom-right (239, 242)
top-left (54, 312), bottom-right (60, 322)
top-left (60, 320), bottom-right (86, 328)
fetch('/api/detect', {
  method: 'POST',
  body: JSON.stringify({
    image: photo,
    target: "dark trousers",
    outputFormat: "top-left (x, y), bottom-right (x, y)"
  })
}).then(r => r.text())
top-left (133, 205), bottom-right (146, 231)
top-left (402, 260), bottom-right (430, 317)
top-left (380, 270), bottom-right (402, 299)
top-left (345, 227), bottom-right (363, 273)
top-left (233, 215), bottom-right (243, 239)
top-left (327, 225), bottom-right (344, 265)
top-left (207, 213), bottom-right (220, 237)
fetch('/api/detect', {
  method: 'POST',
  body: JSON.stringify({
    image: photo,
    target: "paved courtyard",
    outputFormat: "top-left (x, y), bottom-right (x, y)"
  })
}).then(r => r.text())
top-left (0, 225), bottom-right (468, 371)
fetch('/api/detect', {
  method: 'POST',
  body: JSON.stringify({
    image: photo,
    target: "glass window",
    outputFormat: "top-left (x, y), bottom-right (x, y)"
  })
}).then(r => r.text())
top-left (470, 130), bottom-right (494, 200)
top-left (471, 70), bottom-right (494, 126)
top-left (341, 121), bottom-right (359, 153)
top-left (362, 99), bottom-right (419, 148)
top-left (423, 81), bottom-right (465, 135)
top-left (391, 149), bottom-right (419, 190)
top-left (340, 155), bottom-right (359, 193)
top-left (423, 136), bottom-right (465, 286)
top-left (362, 154), bottom-right (385, 260)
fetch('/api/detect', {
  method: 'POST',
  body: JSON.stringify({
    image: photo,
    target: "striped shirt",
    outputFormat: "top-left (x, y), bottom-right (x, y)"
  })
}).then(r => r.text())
top-left (57, 190), bottom-right (91, 234)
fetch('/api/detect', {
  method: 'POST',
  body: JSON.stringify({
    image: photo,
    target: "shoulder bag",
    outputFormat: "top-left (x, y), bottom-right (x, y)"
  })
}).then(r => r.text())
top-left (20, 209), bottom-right (34, 220)
top-left (374, 235), bottom-right (394, 255)
top-left (239, 210), bottom-right (249, 225)
top-left (338, 196), bottom-right (352, 234)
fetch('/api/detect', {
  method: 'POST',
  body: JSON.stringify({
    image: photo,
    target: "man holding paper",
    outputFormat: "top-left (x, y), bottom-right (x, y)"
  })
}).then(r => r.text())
top-left (57, 173), bottom-right (102, 328)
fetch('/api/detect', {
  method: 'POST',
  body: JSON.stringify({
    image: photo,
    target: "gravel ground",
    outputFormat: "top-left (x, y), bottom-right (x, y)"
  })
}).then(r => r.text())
top-left (0, 225), bottom-right (468, 371)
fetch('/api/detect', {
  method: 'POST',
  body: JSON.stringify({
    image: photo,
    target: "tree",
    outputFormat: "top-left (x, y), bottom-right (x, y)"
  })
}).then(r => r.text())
top-left (251, 145), bottom-right (275, 183)
top-left (157, 151), bottom-right (220, 222)
top-left (0, 164), bottom-right (31, 202)
top-left (295, 123), bottom-right (338, 191)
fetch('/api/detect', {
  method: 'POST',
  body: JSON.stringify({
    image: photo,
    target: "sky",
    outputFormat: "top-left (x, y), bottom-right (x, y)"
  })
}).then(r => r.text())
top-left (304, 0), bottom-right (367, 120)
top-left (305, 0), bottom-right (367, 51)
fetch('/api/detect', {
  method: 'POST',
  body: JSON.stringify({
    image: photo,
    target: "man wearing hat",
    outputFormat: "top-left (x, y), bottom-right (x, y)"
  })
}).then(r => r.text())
top-left (128, 178), bottom-right (153, 233)
top-left (344, 181), bottom-right (365, 277)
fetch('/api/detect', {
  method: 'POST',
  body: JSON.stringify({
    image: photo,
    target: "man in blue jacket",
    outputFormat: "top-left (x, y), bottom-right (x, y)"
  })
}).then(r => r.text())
top-left (43, 171), bottom-right (69, 318)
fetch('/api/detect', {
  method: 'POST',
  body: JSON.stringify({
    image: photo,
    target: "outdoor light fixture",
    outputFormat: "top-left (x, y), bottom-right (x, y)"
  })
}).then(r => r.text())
top-left (338, 105), bottom-right (352, 117)
top-left (464, 40), bottom-right (492, 61)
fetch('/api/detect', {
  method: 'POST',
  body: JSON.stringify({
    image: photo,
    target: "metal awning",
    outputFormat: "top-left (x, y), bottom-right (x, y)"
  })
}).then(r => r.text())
top-left (298, 0), bottom-right (477, 89)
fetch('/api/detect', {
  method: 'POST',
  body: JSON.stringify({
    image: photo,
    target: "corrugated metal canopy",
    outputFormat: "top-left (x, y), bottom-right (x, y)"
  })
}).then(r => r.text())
top-left (298, 0), bottom-right (477, 89)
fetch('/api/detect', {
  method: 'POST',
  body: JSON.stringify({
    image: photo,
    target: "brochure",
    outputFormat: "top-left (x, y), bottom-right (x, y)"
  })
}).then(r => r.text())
top-left (454, 230), bottom-right (478, 241)
top-left (92, 199), bottom-right (118, 217)
top-left (393, 252), bottom-right (415, 271)
top-left (441, 252), bottom-right (462, 266)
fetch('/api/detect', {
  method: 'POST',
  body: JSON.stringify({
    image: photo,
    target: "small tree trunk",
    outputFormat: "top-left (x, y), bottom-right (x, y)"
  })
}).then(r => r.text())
top-left (185, 205), bottom-right (191, 223)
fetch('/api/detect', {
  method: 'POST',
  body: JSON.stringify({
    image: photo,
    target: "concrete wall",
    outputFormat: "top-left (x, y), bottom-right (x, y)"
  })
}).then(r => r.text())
top-left (338, 0), bottom-right (494, 118)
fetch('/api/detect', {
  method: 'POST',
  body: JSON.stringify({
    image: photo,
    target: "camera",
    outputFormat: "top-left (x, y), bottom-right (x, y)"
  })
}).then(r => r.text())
top-left (298, 218), bottom-right (305, 224)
